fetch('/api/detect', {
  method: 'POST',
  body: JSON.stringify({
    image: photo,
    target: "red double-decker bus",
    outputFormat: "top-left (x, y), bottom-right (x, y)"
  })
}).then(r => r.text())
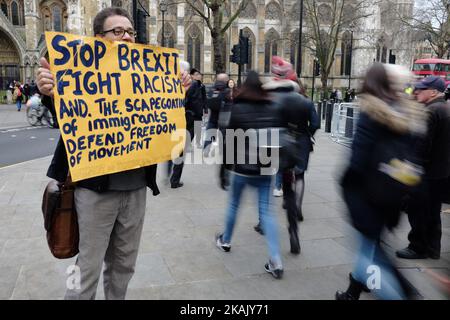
top-left (412, 58), bottom-right (450, 86)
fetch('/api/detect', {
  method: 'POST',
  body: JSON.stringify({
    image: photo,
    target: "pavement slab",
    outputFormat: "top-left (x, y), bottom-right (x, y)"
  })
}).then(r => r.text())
top-left (0, 130), bottom-right (447, 300)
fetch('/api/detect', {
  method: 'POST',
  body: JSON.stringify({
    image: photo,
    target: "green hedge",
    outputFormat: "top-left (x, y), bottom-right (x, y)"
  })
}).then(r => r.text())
top-left (0, 90), bottom-right (8, 104)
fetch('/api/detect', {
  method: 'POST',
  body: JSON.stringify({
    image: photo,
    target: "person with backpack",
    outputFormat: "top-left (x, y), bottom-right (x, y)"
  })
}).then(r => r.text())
top-left (203, 73), bottom-right (232, 157)
top-left (260, 56), bottom-right (319, 254)
top-left (335, 63), bottom-right (427, 300)
top-left (14, 83), bottom-right (23, 111)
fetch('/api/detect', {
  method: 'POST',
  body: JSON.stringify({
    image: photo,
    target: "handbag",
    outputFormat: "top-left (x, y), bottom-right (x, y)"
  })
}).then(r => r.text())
top-left (41, 175), bottom-right (79, 259)
top-left (365, 132), bottom-right (423, 208)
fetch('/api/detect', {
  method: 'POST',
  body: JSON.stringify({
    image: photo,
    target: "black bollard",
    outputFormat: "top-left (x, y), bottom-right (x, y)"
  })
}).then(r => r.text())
top-left (321, 101), bottom-right (326, 120)
top-left (325, 102), bottom-right (333, 133)
top-left (344, 107), bottom-right (354, 138)
top-left (316, 102), bottom-right (322, 129)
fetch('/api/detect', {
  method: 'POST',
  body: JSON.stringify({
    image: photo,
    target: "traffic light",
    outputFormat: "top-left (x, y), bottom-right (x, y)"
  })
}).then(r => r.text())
top-left (314, 60), bottom-right (321, 76)
top-left (135, 9), bottom-right (147, 44)
top-left (239, 36), bottom-right (249, 64)
top-left (230, 44), bottom-right (241, 64)
top-left (389, 50), bottom-right (396, 64)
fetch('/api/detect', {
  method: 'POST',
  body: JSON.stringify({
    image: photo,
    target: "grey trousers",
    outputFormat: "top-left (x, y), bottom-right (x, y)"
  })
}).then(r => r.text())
top-left (65, 187), bottom-right (147, 300)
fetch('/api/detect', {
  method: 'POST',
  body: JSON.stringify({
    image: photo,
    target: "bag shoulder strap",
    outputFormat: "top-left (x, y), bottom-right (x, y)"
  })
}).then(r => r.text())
top-left (62, 174), bottom-right (75, 190)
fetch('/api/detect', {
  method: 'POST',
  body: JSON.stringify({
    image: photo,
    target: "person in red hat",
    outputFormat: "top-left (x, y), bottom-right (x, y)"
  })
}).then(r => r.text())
top-left (256, 56), bottom-right (319, 255)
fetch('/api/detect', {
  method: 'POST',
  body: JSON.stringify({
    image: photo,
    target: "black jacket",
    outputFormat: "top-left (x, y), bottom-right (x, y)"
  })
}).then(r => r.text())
top-left (419, 97), bottom-right (450, 179)
top-left (341, 94), bottom-right (427, 238)
top-left (185, 80), bottom-right (206, 120)
top-left (264, 80), bottom-right (319, 138)
top-left (206, 81), bottom-right (232, 127)
top-left (224, 94), bottom-right (282, 176)
top-left (42, 96), bottom-right (160, 195)
top-left (263, 80), bottom-right (319, 172)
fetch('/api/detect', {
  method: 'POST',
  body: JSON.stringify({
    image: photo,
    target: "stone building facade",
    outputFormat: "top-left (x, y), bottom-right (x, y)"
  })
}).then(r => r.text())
top-left (0, 0), bottom-right (419, 90)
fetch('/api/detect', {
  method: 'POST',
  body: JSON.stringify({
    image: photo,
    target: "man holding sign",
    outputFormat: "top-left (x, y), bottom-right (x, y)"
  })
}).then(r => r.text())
top-left (37, 7), bottom-right (191, 300)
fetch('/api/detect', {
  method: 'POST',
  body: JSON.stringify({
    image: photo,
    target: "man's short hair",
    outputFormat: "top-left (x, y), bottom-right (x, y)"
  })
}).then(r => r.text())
top-left (93, 7), bottom-right (133, 36)
top-left (216, 73), bottom-right (229, 82)
top-left (190, 68), bottom-right (201, 75)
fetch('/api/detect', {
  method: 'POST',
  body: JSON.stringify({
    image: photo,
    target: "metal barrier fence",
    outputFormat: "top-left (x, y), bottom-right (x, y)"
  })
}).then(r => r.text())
top-left (330, 102), bottom-right (360, 147)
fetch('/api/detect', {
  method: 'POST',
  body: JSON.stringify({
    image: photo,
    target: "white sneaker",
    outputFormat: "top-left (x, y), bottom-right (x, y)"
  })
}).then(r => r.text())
top-left (273, 188), bottom-right (283, 197)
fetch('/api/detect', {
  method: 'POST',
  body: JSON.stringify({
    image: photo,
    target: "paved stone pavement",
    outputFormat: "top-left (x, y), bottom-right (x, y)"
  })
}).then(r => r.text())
top-left (0, 129), bottom-right (448, 300)
top-left (0, 103), bottom-right (30, 130)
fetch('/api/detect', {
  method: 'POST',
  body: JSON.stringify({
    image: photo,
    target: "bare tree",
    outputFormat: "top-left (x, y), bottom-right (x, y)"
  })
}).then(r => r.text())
top-left (397, 0), bottom-right (450, 58)
top-left (184, 0), bottom-right (250, 73)
top-left (303, 0), bottom-right (373, 96)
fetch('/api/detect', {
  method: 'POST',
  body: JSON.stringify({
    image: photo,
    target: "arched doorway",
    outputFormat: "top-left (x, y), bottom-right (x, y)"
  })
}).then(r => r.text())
top-left (0, 28), bottom-right (21, 90)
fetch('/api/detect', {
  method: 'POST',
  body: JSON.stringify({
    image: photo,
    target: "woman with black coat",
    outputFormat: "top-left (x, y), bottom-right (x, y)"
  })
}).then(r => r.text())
top-left (335, 63), bottom-right (427, 300)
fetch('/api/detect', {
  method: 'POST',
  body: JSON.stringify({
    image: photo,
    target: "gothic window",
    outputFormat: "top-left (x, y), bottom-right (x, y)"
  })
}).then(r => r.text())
top-left (167, 0), bottom-right (177, 16)
top-left (317, 29), bottom-right (331, 59)
top-left (52, 6), bottom-right (62, 31)
top-left (186, 26), bottom-right (202, 70)
top-left (376, 37), bottom-right (387, 63)
top-left (264, 29), bottom-right (280, 73)
top-left (42, 7), bottom-right (51, 31)
top-left (185, 0), bottom-right (203, 17)
top-left (159, 23), bottom-right (176, 48)
top-left (40, 1), bottom-right (67, 33)
top-left (11, 1), bottom-right (19, 25)
top-left (381, 46), bottom-right (387, 63)
top-left (242, 28), bottom-right (255, 71)
top-left (341, 6), bottom-right (354, 28)
top-left (1, 1), bottom-right (7, 17)
top-left (265, 1), bottom-right (282, 20)
top-left (223, 5), bottom-right (229, 17)
top-left (290, 30), bottom-right (299, 70)
top-left (318, 4), bottom-right (332, 25)
top-left (290, 2), bottom-right (300, 20)
top-left (239, 1), bottom-right (256, 19)
top-left (340, 31), bottom-right (352, 75)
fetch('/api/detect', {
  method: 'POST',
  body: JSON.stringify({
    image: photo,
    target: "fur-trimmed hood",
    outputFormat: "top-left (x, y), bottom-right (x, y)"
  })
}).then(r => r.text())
top-left (358, 94), bottom-right (427, 135)
top-left (262, 79), bottom-right (300, 93)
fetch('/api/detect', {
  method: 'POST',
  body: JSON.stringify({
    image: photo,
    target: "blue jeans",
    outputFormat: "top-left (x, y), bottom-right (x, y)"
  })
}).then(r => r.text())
top-left (223, 173), bottom-right (282, 267)
top-left (203, 120), bottom-right (218, 149)
top-left (352, 234), bottom-right (406, 300)
top-left (274, 172), bottom-right (282, 190)
top-left (16, 100), bottom-right (22, 111)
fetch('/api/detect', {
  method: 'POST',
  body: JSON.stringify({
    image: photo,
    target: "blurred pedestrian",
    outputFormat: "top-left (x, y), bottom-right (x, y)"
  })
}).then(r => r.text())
top-left (336, 63), bottom-right (427, 300)
top-left (23, 82), bottom-right (30, 102)
top-left (262, 56), bottom-right (319, 254)
top-left (169, 68), bottom-right (206, 188)
top-left (13, 83), bottom-right (23, 111)
top-left (203, 73), bottom-right (232, 157)
top-left (330, 88), bottom-right (337, 102)
top-left (29, 79), bottom-right (38, 96)
top-left (396, 76), bottom-right (450, 260)
top-left (227, 79), bottom-right (236, 101)
top-left (215, 71), bottom-right (284, 279)
top-left (336, 89), bottom-right (343, 102)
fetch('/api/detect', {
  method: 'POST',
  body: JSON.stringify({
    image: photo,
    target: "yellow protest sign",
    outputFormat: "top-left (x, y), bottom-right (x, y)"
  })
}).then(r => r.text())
top-left (45, 32), bottom-right (186, 182)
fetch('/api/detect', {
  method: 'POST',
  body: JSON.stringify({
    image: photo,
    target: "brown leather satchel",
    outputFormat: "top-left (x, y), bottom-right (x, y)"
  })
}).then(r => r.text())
top-left (41, 176), bottom-right (79, 259)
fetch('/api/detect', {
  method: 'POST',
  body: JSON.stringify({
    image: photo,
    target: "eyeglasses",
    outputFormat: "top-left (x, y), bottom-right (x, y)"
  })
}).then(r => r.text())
top-left (101, 28), bottom-right (137, 38)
